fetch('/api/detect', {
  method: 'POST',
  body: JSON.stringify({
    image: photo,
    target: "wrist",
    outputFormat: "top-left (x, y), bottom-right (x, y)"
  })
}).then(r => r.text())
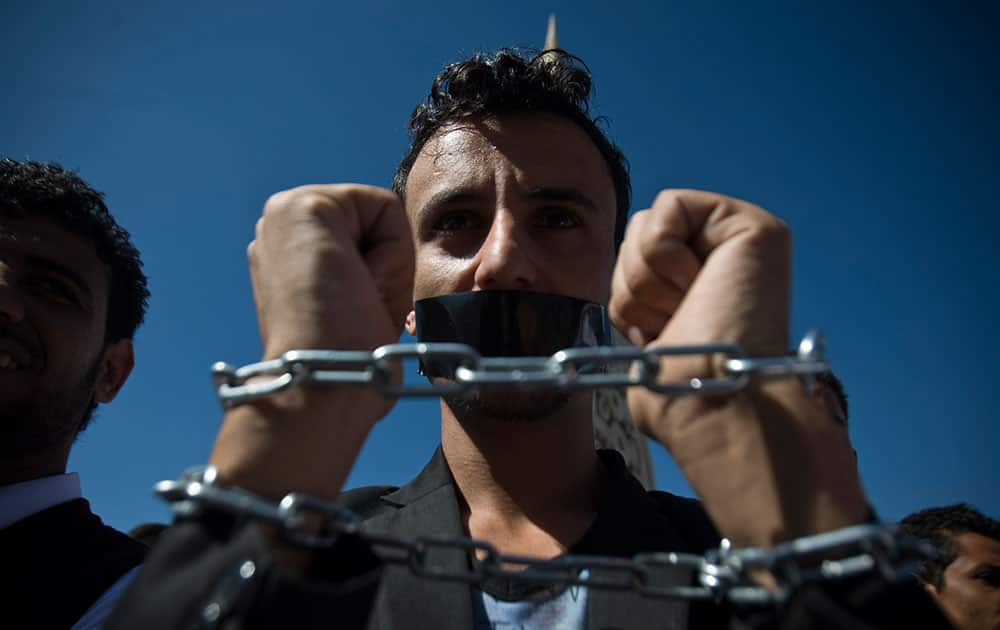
top-left (658, 380), bottom-right (868, 548)
top-left (210, 392), bottom-right (379, 501)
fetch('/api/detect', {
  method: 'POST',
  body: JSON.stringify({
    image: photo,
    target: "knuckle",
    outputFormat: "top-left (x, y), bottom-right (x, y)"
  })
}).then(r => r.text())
top-left (345, 183), bottom-right (399, 205)
top-left (608, 298), bottom-right (631, 327)
top-left (291, 190), bottom-right (335, 216)
top-left (769, 215), bottom-right (790, 235)
top-left (617, 298), bottom-right (642, 323)
top-left (617, 280), bottom-right (646, 315)
top-left (740, 225), bottom-right (791, 264)
top-left (617, 253), bottom-right (649, 297)
top-left (623, 263), bottom-right (648, 298)
top-left (652, 189), bottom-right (681, 209)
top-left (262, 190), bottom-right (292, 215)
top-left (622, 208), bottom-right (647, 237)
top-left (608, 306), bottom-right (628, 332)
top-left (709, 198), bottom-right (739, 222)
top-left (611, 260), bottom-right (634, 296)
top-left (640, 219), bottom-right (670, 255)
top-left (749, 215), bottom-right (790, 246)
top-left (263, 187), bottom-right (333, 218)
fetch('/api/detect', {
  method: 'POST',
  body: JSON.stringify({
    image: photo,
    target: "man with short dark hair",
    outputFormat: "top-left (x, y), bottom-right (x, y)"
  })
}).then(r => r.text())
top-left (902, 504), bottom-right (1000, 630)
top-left (0, 159), bottom-right (150, 628)
top-left (108, 49), bottom-right (947, 629)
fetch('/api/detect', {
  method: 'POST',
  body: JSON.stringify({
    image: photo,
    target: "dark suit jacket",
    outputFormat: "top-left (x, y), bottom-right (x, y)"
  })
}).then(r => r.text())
top-left (347, 448), bottom-right (724, 630)
top-left (108, 448), bottom-right (952, 629)
top-left (1, 498), bottom-right (147, 629)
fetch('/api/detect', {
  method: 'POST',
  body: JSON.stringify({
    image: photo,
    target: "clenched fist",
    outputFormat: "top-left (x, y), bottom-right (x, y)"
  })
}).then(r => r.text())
top-left (250, 184), bottom-right (414, 358)
top-left (211, 184), bottom-right (414, 499)
top-left (611, 189), bottom-right (868, 547)
top-left (610, 189), bottom-right (789, 357)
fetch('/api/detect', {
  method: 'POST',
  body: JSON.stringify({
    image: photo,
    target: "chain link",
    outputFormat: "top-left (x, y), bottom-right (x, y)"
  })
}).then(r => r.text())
top-left (155, 467), bottom-right (936, 606)
top-left (187, 329), bottom-right (934, 608)
top-left (213, 331), bottom-right (828, 408)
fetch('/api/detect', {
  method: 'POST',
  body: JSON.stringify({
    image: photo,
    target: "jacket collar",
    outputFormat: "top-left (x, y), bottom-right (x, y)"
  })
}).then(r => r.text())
top-left (365, 447), bottom-right (703, 630)
top-left (363, 446), bottom-right (474, 629)
top-left (377, 445), bottom-right (454, 508)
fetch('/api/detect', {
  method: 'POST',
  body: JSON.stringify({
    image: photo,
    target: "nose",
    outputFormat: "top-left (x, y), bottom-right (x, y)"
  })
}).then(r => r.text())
top-left (0, 265), bottom-right (25, 325)
top-left (473, 212), bottom-right (538, 291)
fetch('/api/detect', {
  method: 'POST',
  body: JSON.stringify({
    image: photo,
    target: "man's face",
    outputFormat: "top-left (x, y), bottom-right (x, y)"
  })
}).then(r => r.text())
top-left (0, 213), bottom-right (130, 458)
top-left (403, 113), bottom-right (618, 308)
top-left (929, 532), bottom-right (1000, 630)
top-left (402, 113), bottom-right (618, 421)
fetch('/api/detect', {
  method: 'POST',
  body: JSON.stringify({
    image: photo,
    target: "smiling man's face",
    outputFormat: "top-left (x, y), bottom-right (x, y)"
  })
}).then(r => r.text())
top-left (0, 212), bottom-right (126, 457)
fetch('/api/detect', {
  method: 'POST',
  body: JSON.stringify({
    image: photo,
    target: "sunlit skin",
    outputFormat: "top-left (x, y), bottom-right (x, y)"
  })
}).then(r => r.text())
top-left (401, 113), bottom-right (619, 559)
top-left (808, 380), bottom-right (856, 459)
top-left (213, 100), bottom-right (867, 565)
top-left (925, 532), bottom-right (1000, 630)
top-left (0, 213), bottom-right (133, 484)
top-left (811, 381), bottom-right (846, 427)
top-left (403, 114), bottom-right (617, 307)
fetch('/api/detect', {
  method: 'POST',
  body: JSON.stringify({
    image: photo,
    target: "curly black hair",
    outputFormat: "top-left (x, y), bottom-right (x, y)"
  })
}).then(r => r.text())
top-left (0, 159), bottom-right (149, 344)
top-left (392, 48), bottom-right (631, 250)
top-left (901, 503), bottom-right (1000, 587)
top-left (0, 159), bottom-right (149, 433)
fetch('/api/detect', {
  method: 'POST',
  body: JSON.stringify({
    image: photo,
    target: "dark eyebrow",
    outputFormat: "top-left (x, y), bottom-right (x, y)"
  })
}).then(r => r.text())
top-left (417, 186), bottom-right (600, 219)
top-left (971, 563), bottom-right (1000, 574)
top-left (523, 187), bottom-right (598, 213)
top-left (417, 189), bottom-right (483, 218)
top-left (27, 255), bottom-right (94, 303)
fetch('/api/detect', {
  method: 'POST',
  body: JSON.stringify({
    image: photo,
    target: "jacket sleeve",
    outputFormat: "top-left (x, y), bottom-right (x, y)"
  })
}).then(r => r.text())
top-left (105, 517), bottom-right (382, 630)
top-left (730, 575), bottom-right (953, 630)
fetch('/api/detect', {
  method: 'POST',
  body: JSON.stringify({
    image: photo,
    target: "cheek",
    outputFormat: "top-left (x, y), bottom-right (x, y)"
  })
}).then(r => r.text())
top-left (560, 263), bottom-right (611, 303)
top-left (414, 249), bottom-right (475, 298)
top-left (939, 577), bottom-right (992, 621)
top-left (30, 304), bottom-right (105, 358)
top-left (549, 238), bottom-right (614, 303)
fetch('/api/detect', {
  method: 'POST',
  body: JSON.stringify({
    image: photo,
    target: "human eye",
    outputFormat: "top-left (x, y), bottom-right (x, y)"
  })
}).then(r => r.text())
top-left (430, 210), bottom-right (483, 235)
top-left (973, 566), bottom-right (1000, 588)
top-left (535, 207), bottom-right (582, 229)
top-left (29, 274), bottom-right (79, 304)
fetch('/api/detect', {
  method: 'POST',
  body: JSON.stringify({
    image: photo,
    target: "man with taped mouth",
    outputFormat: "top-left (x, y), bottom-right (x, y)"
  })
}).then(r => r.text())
top-left (0, 159), bottom-right (149, 628)
top-left (108, 50), bottom-right (950, 629)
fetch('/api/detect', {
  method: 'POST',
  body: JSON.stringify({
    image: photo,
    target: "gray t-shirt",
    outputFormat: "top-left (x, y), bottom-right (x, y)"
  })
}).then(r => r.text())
top-left (472, 571), bottom-right (589, 630)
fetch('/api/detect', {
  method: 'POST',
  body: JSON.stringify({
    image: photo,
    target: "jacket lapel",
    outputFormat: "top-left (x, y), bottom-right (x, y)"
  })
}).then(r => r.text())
top-left (360, 447), bottom-right (712, 630)
top-left (362, 447), bottom-right (475, 630)
top-left (585, 452), bottom-right (700, 630)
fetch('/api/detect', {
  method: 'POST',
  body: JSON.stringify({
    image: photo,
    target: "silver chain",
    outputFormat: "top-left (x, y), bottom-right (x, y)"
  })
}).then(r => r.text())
top-left (178, 330), bottom-right (936, 610)
top-left (212, 331), bottom-right (830, 408)
top-left (156, 466), bottom-right (936, 607)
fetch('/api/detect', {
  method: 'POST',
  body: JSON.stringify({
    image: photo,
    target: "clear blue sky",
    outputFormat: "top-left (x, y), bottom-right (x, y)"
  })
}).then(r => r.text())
top-left (3, 1), bottom-right (997, 532)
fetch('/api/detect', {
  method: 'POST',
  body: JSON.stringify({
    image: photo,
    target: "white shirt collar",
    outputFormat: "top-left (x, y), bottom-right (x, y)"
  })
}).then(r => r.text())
top-left (0, 473), bottom-right (82, 529)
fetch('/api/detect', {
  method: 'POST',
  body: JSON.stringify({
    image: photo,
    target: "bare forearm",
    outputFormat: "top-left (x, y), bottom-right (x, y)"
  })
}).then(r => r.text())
top-left (209, 389), bottom-right (383, 501)
top-left (646, 380), bottom-right (868, 548)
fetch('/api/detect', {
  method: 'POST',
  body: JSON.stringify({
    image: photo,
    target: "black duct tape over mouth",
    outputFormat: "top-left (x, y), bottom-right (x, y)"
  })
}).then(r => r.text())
top-left (414, 290), bottom-right (611, 379)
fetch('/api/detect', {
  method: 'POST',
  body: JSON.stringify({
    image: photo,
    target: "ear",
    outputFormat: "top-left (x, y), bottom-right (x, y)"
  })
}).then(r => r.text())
top-left (93, 339), bottom-right (135, 404)
top-left (405, 309), bottom-right (417, 337)
top-left (917, 575), bottom-right (939, 598)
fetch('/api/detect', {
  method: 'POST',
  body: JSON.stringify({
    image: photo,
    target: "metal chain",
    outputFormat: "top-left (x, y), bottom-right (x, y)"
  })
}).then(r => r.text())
top-left (187, 329), bottom-right (932, 607)
top-left (156, 466), bottom-right (936, 607)
top-left (212, 331), bottom-right (830, 408)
